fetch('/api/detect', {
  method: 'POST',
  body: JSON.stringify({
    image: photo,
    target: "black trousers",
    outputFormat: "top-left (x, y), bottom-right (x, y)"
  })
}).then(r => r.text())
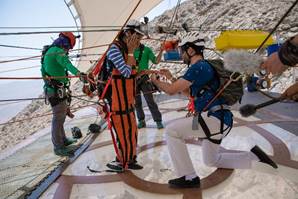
top-left (135, 77), bottom-right (162, 122)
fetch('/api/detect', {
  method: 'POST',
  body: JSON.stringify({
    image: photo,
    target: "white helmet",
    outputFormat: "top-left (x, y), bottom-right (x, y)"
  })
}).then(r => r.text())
top-left (123, 19), bottom-right (146, 35)
top-left (178, 32), bottom-right (205, 47)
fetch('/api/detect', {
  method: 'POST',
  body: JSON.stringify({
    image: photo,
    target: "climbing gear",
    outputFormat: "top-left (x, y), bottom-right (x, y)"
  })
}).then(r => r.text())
top-left (204, 59), bottom-right (243, 106)
top-left (196, 113), bottom-right (229, 145)
top-left (110, 68), bottom-right (138, 169)
top-left (71, 127), bottom-right (82, 139)
top-left (59, 32), bottom-right (76, 49)
top-left (88, 123), bottom-right (101, 134)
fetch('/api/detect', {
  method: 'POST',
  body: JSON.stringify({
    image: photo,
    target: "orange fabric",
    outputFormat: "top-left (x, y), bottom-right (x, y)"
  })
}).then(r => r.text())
top-left (110, 68), bottom-right (138, 167)
top-left (164, 40), bottom-right (178, 52)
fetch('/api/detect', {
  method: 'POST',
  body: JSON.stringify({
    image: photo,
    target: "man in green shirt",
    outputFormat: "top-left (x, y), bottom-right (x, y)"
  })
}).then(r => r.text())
top-left (134, 43), bottom-right (164, 129)
top-left (41, 32), bottom-right (86, 157)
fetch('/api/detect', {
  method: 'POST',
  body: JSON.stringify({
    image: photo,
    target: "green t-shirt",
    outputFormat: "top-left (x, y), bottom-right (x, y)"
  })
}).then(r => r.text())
top-left (134, 45), bottom-right (157, 72)
top-left (41, 46), bottom-right (80, 94)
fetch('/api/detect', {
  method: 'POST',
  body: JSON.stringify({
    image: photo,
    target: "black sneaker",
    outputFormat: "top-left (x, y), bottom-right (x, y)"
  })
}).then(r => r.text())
top-left (64, 137), bottom-right (77, 146)
top-left (138, 120), bottom-right (146, 129)
top-left (168, 176), bottom-right (200, 188)
top-left (251, 145), bottom-right (278, 169)
top-left (54, 147), bottom-right (75, 157)
top-left (128, 162), bottom-right (143, 170)
top-left (106, 160), bottom-right (124, 171)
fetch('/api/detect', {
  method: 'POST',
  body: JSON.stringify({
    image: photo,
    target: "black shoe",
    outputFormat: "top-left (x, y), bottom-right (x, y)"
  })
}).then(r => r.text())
top-left (54, 147), bottom-right (74, 157)
top-left (251, 145), bottom-right (278, 169)
top-left (128, 162), bottom-right (143, 170)
top-left (168, 176), bottom-right (200, 188)
top-left (64, 137), bottom-right (77, 146)
top-left (106, 160), bottom-right (124, 171)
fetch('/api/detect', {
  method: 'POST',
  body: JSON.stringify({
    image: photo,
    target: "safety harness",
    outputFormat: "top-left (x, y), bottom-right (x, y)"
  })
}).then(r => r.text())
top-left (97, 40), bottom-right (138, 169)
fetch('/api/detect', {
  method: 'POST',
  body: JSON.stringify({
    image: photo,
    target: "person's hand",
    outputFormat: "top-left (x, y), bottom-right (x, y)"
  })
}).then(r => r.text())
top-left (150, 73), bottom-right (159, 83)
top-left (262, 52), bottom-right (288, 75)
top-left (159, 69), bottom-right (172, 80)
top-left (160, 42), bottom-right (165, 51)
top-left (281, 82), bottom-right (298, 100)
top-left (79, 72), bottom-right (88, 83)
top-left (127, 33), bottom-right (141, 53)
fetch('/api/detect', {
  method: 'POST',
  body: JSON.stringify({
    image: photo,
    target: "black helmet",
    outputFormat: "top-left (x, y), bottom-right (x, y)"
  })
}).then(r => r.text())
top-left (71, 126), bottom-right (82, 139)
top-left (123, 19), bottom-right (147, 35)
top-left (88, 123), bottom-right (101, 134)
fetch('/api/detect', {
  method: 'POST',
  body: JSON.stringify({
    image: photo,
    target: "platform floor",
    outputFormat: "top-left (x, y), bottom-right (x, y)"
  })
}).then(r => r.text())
top-left (1, 92), bottom-right (298, 199)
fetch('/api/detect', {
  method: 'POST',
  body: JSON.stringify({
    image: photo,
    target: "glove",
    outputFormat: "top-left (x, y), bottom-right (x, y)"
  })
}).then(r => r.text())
top-left (79, 72), bottom-right (88, 83)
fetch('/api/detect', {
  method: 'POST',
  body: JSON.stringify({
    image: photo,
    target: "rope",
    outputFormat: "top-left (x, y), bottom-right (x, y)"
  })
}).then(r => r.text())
top-left (0, 75), bottom-right (79, 80)
top-left (0, 43), bottom-right (109, 64)
top-left (0, 44), bottom-right (41, 51)
top-left (0, 95), bottom-right (86, 103)
top-left (0, 65), bottom-right (40, 74)
top-left (0, 29), bottom-right (121, 36)
top-left (0, 25), bottom-right (123, 29)
top-left (164, 0), bottom-right (181, 42)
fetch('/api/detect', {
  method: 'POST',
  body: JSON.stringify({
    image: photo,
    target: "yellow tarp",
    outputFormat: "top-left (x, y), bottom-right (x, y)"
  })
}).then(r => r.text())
top-left (215, 30), bottom-right (275, 51)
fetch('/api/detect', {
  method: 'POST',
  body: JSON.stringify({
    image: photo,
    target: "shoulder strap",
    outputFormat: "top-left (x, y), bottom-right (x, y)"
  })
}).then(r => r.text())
top-left (136, 44), bottom-right (145, 66)
top-left (195, 60), bottom-right (219, 97)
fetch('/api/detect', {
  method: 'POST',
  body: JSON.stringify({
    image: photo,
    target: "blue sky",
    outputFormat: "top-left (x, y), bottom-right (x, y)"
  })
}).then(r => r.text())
top-left (0, 0), bottom-right (184, 85)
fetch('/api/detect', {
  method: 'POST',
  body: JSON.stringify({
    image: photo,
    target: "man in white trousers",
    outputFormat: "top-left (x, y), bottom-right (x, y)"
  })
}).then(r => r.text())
top-left (151, 32), bottom-right (278, 188)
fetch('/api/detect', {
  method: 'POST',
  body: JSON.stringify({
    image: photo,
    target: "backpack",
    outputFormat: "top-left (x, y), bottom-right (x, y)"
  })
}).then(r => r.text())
top-left (205, 59), bottom-right (243, 106)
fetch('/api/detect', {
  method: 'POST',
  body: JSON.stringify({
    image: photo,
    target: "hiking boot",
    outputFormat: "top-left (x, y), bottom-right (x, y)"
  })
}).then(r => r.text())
top-left (106, 160), bottom-right (124, 171)
top-left (138, 120), bottom-right (146, 129)
top-left (54, 146), bottom-right (75, 157)
top-left (64, 137), bottom-right (77, 146)
top-left (168, 176), bottom-right (200, 188)
top-left (128, 161), bottom-right (143, 170)
top-left (156, 121), bottom-right (164, 129)
top-left (251, 145), bottom-right (278, 169)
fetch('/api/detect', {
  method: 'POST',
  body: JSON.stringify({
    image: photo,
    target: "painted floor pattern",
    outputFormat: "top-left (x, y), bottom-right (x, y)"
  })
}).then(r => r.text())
top-left (1, 93), bottom-right (298, 199)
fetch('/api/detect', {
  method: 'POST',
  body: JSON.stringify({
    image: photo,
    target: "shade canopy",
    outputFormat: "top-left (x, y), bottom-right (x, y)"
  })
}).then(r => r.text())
top-left (71, 0), bottom-right (163, 72)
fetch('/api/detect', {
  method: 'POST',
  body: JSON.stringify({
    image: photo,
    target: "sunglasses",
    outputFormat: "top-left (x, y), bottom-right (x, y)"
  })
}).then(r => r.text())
top-left (178, 45), bottom-right (189, 55)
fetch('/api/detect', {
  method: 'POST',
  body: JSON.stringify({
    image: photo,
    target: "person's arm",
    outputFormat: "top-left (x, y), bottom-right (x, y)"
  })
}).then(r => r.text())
top-left (151, 73), bottom-right (191, 96)
top-left (107, 44), bottom-right (132, 78)
top-left (56, 50), bottom-right (80, 75)
top-left (278, 34), bottom-right (298, 67)
top-left (149, 44), bottom-right (164, 65)
top-left (281, 82), bottom-right (298, 100)
top-left (262, 34), bottom-right (298, 75)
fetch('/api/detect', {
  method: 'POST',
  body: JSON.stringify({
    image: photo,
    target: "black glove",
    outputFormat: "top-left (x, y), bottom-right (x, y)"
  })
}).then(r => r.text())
top-left (79, 72), bottom-right (88, 83)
